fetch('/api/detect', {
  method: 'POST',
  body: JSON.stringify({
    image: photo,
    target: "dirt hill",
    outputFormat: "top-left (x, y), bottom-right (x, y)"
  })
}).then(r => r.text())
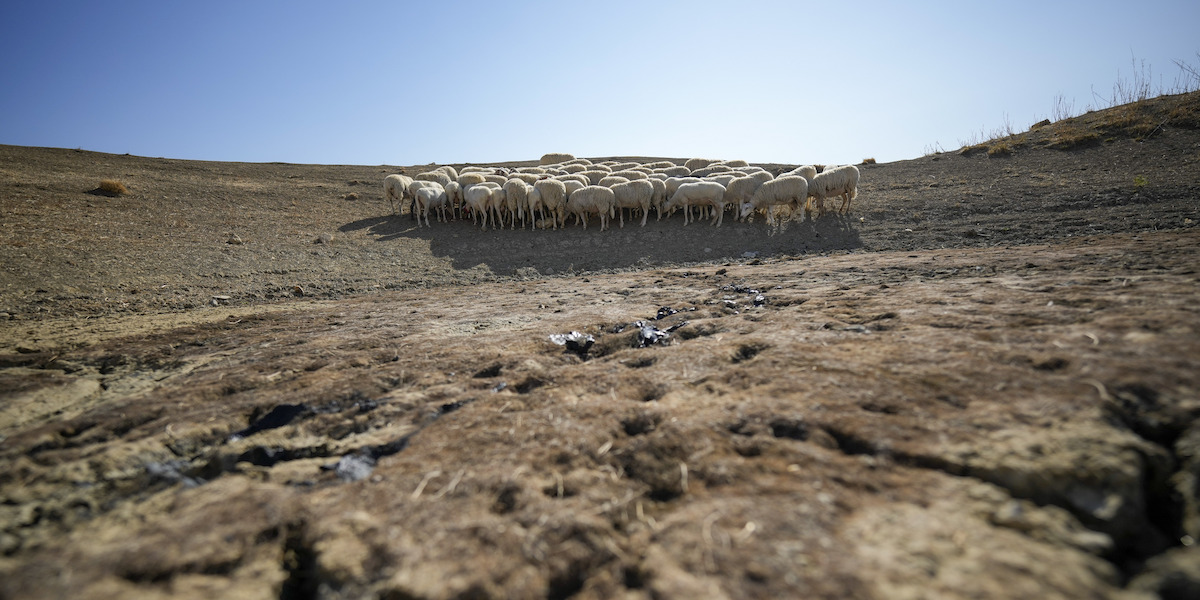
top-left (1, 92), bottom-right (1199, 599)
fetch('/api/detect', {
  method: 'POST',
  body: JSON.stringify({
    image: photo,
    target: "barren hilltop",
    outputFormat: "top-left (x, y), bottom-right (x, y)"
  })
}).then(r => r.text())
top-left (1, 92), bottom-right (1199, 599)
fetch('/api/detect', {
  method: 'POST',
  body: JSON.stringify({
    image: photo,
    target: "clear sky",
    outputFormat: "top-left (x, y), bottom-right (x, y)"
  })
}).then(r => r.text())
top-left (2, 1), bottom-right (1197, 167)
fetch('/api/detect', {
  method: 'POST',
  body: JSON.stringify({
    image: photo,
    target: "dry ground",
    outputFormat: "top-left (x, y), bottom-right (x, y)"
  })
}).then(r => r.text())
top-left (1, 92), bottom-right (1200, 599)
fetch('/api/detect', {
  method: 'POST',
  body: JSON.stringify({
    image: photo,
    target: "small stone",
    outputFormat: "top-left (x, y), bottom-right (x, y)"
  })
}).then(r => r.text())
top-left (314, 233), bottom-right (333, 244)
top-left (226, 233), bottom-right (244, 245)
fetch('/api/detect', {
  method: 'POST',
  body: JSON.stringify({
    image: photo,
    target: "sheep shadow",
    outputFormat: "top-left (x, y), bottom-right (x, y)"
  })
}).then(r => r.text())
top-left (341, 211), bottom-right (863, 276)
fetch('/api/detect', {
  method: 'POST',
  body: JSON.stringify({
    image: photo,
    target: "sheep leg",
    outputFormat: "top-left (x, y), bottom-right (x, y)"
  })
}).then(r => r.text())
top-left (640, 205), bottom-right (648, 227)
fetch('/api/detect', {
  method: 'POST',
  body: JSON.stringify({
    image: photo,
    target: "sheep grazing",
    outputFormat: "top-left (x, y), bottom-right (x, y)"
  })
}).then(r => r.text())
top-left (781, 165), bottom-right (817, 181)
top-left (690, 164), bottom-right (733, 177)
top-left (646, 177), bottom-right (668, 219)
top-left (611, 179), bottom-right (655, 227)
top-left (598, 175), bottom-right (630, 188)
top-left (383, 174), bottom-right (413, 215)
top-left (508, 172), bottom-right (541, 185)
top-left (684, 158), bottom-right (718, 171)
top-left (578, 170), bottom-right (610, 185)
top-left (458, 172), bottom-right (487, 188)
top-left (532, 178), bottom-right (568, 229)
top-left (416, 170), bottom-right (453, 190)
top-left (665, 181), bottom-right (729, 226)
top-left (445, 181), bottom-right (463, 219)
top-left (807, 164), bottom-right (860, 217)
top-left (503, 179), bottom-right (531, 229)
top-left (564, 185), bottom-right (616, 231)
top-left (540, 152), bottom-right (576, 165)
top-left (722, 176), bottom-right (767, 217)
top-left (463, 184), bottom-right (497, 230)
top-left (610, 170), bottom-right (649, 181)
top-left (412, 185), bottom-right (449, 227)
top-left (562, 179), bottom-right (586, 199)
top-left (642, 160), bottom-right (677, 170)
top-left (741, 176), bottom-right (808, 225)
top-left (556, 173), bottom-right (590, 187)
top-left (654, 165), bottom-right (691, 177)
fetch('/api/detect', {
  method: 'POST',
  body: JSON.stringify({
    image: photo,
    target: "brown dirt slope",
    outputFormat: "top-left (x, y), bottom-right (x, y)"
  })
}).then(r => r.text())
top-left (1, 92), bottom-right (1199, 599)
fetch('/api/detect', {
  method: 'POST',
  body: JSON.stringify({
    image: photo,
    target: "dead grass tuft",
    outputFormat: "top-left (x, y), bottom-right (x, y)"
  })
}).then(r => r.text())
top-left (987, 143), bottom-right (1013, 157)
top-left (861, 158), bottom-right (876, 165)
top-left (1047, 127), bottom-right (1101, 150)
top-left (96, 179), bottom-right (128, 196)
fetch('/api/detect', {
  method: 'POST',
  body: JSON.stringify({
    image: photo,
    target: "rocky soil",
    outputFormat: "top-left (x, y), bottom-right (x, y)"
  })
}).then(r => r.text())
top-left (1, 92), bottom-right (1199, 599)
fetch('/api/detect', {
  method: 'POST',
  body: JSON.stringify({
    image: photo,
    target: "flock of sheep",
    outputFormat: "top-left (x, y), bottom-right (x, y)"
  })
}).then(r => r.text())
top-left (383, 153), bottom-right (861, 231)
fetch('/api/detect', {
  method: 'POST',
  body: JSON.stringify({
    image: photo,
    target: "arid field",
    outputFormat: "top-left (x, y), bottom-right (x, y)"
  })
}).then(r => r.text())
top-left (2, 92), bottom-right (1199, 599)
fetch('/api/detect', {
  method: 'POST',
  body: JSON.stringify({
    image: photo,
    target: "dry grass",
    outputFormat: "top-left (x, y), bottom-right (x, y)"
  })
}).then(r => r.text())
top-left (1046, 127), bottom-right (1101, 150)
top-left (986, 143), bottom-right (1013, 157)
top-left (96, 179), bottom-right (128, 196)
top-left (861, 158), bottom-right (877, 165)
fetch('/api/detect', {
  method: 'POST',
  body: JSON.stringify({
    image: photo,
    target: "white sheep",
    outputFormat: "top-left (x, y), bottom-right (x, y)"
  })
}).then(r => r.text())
top-left (684, 158), bottom-right (718, 171)
top-left (642, 160), bottom-right (677, 170)
top-left (598, 175), bottom-right (630, 188)
top-left (807, 164), bottom-right (860, 216)
top-left (533, 178), bottom-right (568, 229)
top-left (445, 181), bottom-right (463, 219)
top-left (611, 179), bottom-right (655, 227)
top-left (665, 181), bottom-right (729, 226)
top-left (412, 184), bottom-right (449, 227)
top-left (383, 174), bottom-right (413, 216)
top-left (416, 170), bottom-right (453, 189)
top-left (740, 175), bottom-right (808, 225)
top-left (503, 179), bottom-right (531, 229)
top-left (578, 170), bottom-right (610, 185)
top-left (781, 165), bottom-right (818, 181)
top-left (458, 172), bottom-right (487, 188)
top-left (690, 164), bottom-right (733, 177)
top-left (562, 179), bottom-right (586, 198)
top-left (607, 161), bottom-right (639, 171)
top-left (564, 185), bottom-right (616, 231)
top-left (463, 183), bottom-right (498, 230)
top-left (556, 173), bottom-right (590, 186)
top-left (611, 170), bottom-right (649, 180)
top-left (646, 177), bottom-right (668, 219)
top-left (664, 176), bottom-right (701, 199)
top-left (654, 165), bottom-right (691, 177)
top-left (722, 176), bottom-right (767, 217)
top-left (540, 152), bottom-right (575, 165)
top-left (508, 172), bottom-right (541, 185)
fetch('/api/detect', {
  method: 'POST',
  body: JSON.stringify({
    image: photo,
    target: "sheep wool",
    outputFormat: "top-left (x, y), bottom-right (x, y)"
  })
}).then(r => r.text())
top-left (539, 152), bottom-right (576, 165)
top-left (565, 185), bottom-right (616, 231)
top-left (808, 165), bottom-right (860, 216)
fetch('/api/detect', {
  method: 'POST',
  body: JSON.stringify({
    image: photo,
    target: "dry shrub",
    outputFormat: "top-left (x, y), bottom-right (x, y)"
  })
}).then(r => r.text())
top-left (97, 179), bottom-right (128, 196)
top-left (959, 144), bottom-right (988, 157)
top-left (987, 143), bottom-right (1013, 157)
top-left (861, 158), bottom-right (876, 165)
top-left (1167, 94), bottom-right (1200, 128)
top-left (1047, 128), bottom-right (1101, 150)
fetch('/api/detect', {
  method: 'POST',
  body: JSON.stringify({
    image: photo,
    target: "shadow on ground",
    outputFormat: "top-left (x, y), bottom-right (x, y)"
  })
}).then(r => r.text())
top-left (341, 212), bottom-right (863, 275)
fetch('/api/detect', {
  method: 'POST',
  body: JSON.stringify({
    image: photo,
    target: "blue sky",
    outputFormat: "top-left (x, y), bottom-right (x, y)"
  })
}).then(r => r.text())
top-left (2, 1), bottom-right (1197, 166)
